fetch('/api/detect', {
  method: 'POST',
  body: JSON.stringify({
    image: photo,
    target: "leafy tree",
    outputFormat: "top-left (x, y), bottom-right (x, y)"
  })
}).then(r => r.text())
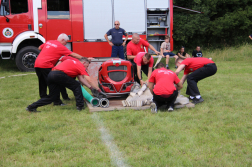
top-left (173, 0), bottom-right (252, 50)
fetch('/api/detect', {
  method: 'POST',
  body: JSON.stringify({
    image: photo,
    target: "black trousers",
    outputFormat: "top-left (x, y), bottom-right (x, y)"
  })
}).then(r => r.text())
top-left (131, 61), bottom-right (151, 84)
top-left (186, 63), bottom-right (217, 96)
top-left (30, 71), bottom-right (84, 109)
top-left (153, 90), bottom-right (178, 109)
top-left (35, 67), bottom-right (68, 101)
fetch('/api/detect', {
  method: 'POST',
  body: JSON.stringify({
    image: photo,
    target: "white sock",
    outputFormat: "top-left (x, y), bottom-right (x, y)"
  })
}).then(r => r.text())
top-left (166, 64), bottom-right (168, 67)
top-left (196, 95), bottom-right (201, 99)
top-left (190, 96), bottom-right (195, 99)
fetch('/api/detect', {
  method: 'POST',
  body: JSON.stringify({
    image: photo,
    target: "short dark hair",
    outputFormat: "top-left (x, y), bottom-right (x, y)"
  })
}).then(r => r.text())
top-left (144, 53), bottom-right (152, 60)
top-left (79, 57), bottom-right (90, 64)
top-left (164, 35), bottom-right (170, 39)
top-left (156, 62), bottom-right (165, 69)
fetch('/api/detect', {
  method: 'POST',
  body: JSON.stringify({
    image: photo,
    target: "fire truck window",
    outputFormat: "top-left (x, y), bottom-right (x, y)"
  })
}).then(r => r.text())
top-left (47, 0), bottom-right (70, 19)
top-left (0, 0), bottom-right (10, 15)
top-left (10, 0), bottom-right (28, 14)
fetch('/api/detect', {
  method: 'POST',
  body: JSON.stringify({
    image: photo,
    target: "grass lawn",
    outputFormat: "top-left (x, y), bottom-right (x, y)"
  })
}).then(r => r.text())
top-left (0, 44), bottom-right (252, 166)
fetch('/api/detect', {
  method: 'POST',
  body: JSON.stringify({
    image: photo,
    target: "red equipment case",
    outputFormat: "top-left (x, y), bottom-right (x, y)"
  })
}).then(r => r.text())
top-left (98, 58), bottom-right (134, 95)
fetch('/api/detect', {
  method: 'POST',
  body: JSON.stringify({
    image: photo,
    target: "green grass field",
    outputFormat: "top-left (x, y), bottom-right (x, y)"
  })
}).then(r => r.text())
top-left (0, 44), bottom-right (252, 166)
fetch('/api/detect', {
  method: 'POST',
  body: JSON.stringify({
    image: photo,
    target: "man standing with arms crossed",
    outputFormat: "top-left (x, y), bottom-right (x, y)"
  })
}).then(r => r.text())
top-left (149, 62), bottom-right (183, 113)
top-left (175, 57), bottom-right (217, 104)
top-left (34, 33), bottom-right (83, 105)
top-left (104, 21), bottom-right (128, 59)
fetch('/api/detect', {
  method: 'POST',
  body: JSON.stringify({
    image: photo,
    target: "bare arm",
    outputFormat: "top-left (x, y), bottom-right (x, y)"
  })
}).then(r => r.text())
top-left (249, 35), bottom-right (252, 40)
top-left (127, 55), bottom-right (136, 60)
top-left (160, 48), bottom-right (164, 57)
top-left (77, 75), bottom-right (92, 88)
top-left (176, 81), bottom-right (183, 90)
top-left (55, 61), bottom-right (62, 67)
top-left (137, 65), bottom-right (144, 86)
top-left (148, 44), bottom-right (160, 55)
top-left (104, 34), bottom-right (113, 46)
top-left (180, 74), bottom-right (188, 85)
top-left (175, 64), bottom-right (186, 75)
top-left (148, 82), bottom-right (154, 95)
top-left (83, 75), bottom-right (100, 90)
top-left (122, 34), bottom-right (128, 47)
top-left (69, 52), bottom-right (83, 59)
top-left (177, 53), bottom-right (186, 59)
top-left (147, 67), bottom-right (153, 83)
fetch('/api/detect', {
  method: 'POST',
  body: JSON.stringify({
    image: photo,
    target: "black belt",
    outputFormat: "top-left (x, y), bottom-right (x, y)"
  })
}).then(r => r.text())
top-left (205, 63), bottom-right (215, 66)
top-left (113, 43), bottom-right (122, 46)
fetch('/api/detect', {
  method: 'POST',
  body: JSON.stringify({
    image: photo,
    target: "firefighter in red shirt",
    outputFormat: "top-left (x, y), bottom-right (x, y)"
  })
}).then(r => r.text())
top-left (34, 33), bottom-right (82, 105)
top-left (26, 57), bottom-right (103, 112)
top-left (133, 52), bottom-right (154, 86)
top-left (175, 57), bottom-right (217, 104)
top-left (149, 62), bottom-right (183, 113)
top-left (126, 33), bottom-right (160, 60)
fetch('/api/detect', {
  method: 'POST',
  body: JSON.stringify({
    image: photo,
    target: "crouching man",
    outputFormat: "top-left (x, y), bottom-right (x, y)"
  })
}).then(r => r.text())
top-left (132, 52), bottom-right (154, 86)
top-left (26, 57), bottom-right (102, 112)
top-left (175, 57), bottom-right (217, 104)
top-left (149, 62), bottom-right (183, 113)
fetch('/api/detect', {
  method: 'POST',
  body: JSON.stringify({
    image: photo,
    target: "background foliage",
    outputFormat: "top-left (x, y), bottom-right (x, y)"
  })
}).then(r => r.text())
top-left (173, 0), bottom-right (252, 51)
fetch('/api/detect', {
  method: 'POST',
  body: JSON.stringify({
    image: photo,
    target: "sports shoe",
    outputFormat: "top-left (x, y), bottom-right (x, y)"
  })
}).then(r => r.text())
top-left (175, 66), bottom-right (178, 69)
top-left (192, 97), bottom-right (204, 104)
top-left (76, 106), bottom-right (84, 111)
top-left (54, 103), bottom-right (67, 106)
top-left (168, 106), bottom-right (174, 112)
top-left (150, 102), bottom-right (157, 113)
top-left (166, 66), bottom-right (169, 69)
top-left (26, 106), bottom-right (40, 113)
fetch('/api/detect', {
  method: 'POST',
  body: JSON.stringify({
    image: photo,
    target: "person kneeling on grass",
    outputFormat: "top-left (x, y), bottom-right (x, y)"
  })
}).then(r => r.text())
top-left (160, 35), bottom-right (177, 69)
top-left (175, 57), bottom-right (217, 104)
top-left (26, 57), bottom-right (105, 112)
top-left (148, 62), bottom-right (183, 113)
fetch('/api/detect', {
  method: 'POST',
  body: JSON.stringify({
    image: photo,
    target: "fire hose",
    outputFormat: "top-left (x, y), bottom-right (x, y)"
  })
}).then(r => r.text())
top-left (80, 85), bottom-right (100, 107)
top-left (81, 85), bottom-right (109, 108)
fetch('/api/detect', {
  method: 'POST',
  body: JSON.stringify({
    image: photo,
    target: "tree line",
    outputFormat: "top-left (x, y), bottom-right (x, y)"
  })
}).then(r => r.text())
top-left (173, 0), bottom-right (252, 50)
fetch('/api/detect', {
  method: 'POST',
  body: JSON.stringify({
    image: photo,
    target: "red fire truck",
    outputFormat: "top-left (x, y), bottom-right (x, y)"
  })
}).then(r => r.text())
top-left (0, 0), bottom-right (174, 71)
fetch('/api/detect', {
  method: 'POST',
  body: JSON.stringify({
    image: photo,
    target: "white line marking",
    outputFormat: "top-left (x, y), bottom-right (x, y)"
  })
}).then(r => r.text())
top-left (92, 113), bottom-right (130, 167)
top-left (0, 73), bottom-right (35, 79)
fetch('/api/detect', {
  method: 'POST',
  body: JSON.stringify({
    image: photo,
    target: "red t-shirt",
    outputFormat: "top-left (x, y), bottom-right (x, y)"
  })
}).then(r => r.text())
top-left (149, 67), bottom-right (180, 95)
top-left (134, 52), bottom-right (154, 67)
top-left (127, 38), bottom-right (149, 56)
top-left (35, 40), bottom-right (73, 68)
top-left (60, 55), bottom-right (78, 62)
top-left (181, 57), bottom-right (214, 75)
top-left (52, 59), bottom-right (88, 78)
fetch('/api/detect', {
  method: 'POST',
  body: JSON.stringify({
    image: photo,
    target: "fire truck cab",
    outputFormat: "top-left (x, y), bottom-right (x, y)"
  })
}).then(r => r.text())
top-left (0, 0), bottom-right (173, 71)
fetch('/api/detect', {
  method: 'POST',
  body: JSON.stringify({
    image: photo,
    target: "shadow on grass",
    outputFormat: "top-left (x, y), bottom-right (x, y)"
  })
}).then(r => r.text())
top-left (0, 59), bottom-right (20, 72)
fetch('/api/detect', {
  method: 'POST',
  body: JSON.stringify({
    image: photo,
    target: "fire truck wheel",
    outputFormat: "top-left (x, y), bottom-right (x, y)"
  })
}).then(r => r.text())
top-left (15, 46), bottom-right (40, 72)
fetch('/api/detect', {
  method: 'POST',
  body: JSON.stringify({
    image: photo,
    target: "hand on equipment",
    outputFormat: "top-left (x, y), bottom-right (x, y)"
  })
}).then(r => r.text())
top-left (91, 87), bottom-right (99, 97)
top-left (91, 87), bottom-right (107, 98)
top-left (140, 80), bottom-right (145, 86)
top-left (98, 90), bottom-right (107, 98)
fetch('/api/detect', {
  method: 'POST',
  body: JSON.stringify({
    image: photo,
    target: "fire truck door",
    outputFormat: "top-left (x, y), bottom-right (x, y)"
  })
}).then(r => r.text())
top-left (0, 0), bottom-right (32, 43)
top-left (45, 0), bottom-right (72, 42)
